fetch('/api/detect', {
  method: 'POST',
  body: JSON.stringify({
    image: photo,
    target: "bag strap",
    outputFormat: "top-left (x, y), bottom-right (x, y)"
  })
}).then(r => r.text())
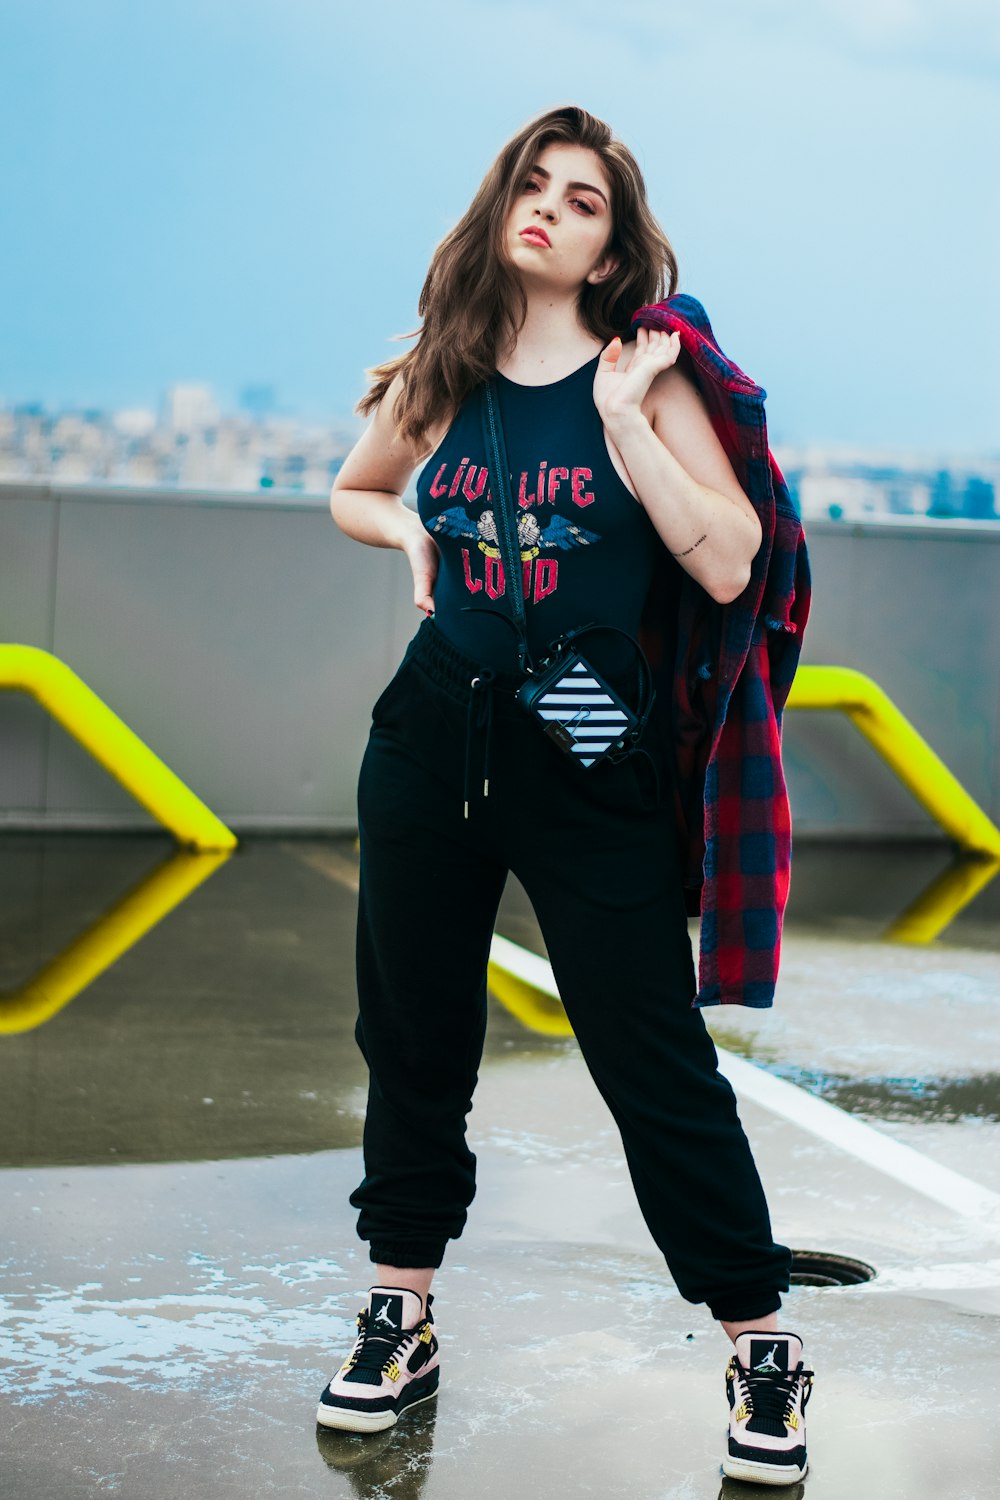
top-left (479, 378), bottom-right (535, 674)
top-left (477, 378), bottom-right (657, 747)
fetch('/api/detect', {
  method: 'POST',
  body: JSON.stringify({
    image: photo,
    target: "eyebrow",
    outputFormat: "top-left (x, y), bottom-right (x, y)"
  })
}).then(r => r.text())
top-left (527, 163), bottom-right (608, 208)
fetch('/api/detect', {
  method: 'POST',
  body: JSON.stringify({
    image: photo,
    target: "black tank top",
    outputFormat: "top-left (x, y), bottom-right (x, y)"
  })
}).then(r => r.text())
top-left (416, 352), bottom-right (664, 674)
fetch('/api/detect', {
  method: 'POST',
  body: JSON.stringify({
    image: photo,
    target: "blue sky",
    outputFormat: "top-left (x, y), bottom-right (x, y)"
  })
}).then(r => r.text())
top-left (1, 0), bottom-right (998, 452)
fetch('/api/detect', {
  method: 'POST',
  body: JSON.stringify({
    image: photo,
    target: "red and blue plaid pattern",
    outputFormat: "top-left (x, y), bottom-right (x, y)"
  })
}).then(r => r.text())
top-left (631, 294), bottom-right (812, 1008)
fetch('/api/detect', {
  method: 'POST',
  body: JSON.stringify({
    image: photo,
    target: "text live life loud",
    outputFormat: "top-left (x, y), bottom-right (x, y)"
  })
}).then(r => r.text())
top-left (461, 547), bottom-right (558, 602)
top-left (428, 458), bottom-right (598, 512)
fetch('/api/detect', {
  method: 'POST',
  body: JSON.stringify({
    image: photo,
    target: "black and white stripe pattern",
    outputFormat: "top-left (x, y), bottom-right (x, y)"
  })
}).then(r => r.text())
top-left (534, 659), bottom-right (632, 767)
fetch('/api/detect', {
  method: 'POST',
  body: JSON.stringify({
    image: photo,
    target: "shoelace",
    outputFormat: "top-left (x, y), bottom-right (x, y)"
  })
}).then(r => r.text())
top-left (731, 1357), bottom-right (815, 1429)
top-left (343, 1309), bottom-right (408, 1381)
top-left (463, 670), bottom-right (496, 819)
top-left (343, 1309), bottom-right (433, 1384)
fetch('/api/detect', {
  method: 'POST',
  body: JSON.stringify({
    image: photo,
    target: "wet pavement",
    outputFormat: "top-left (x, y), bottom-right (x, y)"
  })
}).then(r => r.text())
top-left (1, 833), bottom-right (999, 1498)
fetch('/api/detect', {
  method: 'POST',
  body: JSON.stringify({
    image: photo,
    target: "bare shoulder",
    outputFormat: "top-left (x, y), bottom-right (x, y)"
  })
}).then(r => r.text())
top-left (611, 337), bottom-right (683, 423)
top-left (336, 372), bottom-right (463, 499)
top-left (385, 372), bottom-right (458, 465)
top-left (637, 352), bottom-right (759, 524)
top-left (333, 372), bottom-right (424, 497)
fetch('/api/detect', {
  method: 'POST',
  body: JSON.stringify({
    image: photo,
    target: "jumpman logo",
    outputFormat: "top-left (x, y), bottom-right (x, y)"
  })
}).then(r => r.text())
top-left (373, 1300), bottom-right (397, 1329)
top-left (753, 1343), bottom-right (782, 1374)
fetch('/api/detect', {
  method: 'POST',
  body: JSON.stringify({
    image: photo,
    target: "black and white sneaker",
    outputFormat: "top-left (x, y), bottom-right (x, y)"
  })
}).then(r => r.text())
top-left (722, 1329), bottom-right (814, 1485)
top-left (316, 1286), bottom-right (440, 1433)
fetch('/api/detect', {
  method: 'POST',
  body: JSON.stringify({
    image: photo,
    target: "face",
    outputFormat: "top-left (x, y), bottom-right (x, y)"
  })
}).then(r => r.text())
top-left (504, 141), bottom-right (617, 292)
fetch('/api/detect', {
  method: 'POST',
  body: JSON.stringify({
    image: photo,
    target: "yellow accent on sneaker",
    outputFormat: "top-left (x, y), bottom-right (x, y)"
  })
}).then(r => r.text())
top-left (384, 1359), bottom-right (401, 1382)
top-left (418, 1323), bottom-right (433, 1344)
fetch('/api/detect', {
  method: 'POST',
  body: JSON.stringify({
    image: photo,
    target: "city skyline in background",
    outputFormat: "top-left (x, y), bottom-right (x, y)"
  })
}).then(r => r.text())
top-left (3, 377), bottom-right (996, 526)
top-left (1, 1), bottom-right (998, 458)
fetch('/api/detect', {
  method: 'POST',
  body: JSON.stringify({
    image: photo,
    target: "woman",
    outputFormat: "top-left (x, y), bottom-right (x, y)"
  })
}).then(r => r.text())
top-left (316, 104), bottom-right (815, 1487)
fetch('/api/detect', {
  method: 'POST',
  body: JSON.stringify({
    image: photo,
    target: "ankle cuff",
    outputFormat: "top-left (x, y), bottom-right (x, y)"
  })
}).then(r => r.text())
top-left (368, 1241), bottom-right (445, 1270)
top-left (711, 1296), bottom-right (783, 1322)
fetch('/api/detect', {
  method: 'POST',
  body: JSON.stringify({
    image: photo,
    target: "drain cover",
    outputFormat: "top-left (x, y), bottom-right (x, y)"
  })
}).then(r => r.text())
top-left (790, 1249), bottom-right (875, 1287)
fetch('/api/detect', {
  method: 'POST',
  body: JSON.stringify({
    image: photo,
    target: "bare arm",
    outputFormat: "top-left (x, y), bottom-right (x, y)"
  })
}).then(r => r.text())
top-left (606, 375), bottom-right (761, 604)
top-left (330, 373), bottom-right (440, 615)
top-left (597, 334), bottom-right (763, 605)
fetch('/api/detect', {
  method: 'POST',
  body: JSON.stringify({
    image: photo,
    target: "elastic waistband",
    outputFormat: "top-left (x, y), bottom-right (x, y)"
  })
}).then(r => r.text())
top-left (408, 617), bottom-right (525, 708)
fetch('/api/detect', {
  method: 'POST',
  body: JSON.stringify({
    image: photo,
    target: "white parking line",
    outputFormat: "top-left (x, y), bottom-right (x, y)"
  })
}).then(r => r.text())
top-left (716, 1047), bottom-right (1000, 1225)
top-left (488, 934), bottom-right (1000, 1231)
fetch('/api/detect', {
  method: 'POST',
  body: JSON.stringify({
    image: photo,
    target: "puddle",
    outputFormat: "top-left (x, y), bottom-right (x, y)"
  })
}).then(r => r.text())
top-left (1, 834), bottom-right (997, 1170)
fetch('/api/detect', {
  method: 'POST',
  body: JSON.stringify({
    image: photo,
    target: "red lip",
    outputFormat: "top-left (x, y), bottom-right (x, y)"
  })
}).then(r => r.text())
top-left (519, 226), bottom-right (550, 247)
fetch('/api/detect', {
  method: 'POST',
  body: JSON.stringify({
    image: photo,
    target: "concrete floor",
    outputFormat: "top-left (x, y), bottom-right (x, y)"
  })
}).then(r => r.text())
top-left (1, 833), bottom-right (999, 1498)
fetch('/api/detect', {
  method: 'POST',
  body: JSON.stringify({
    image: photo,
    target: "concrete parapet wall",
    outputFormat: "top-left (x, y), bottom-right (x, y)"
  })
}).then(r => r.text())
top-left (2, 480), bottom-right (997, 837)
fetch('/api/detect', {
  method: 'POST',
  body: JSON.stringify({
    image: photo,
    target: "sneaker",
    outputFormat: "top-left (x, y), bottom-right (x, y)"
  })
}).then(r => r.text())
top-left (721, 1329), bottom-right (814, 1485)
top-left (316, 1286), bottom-right (440, 1433)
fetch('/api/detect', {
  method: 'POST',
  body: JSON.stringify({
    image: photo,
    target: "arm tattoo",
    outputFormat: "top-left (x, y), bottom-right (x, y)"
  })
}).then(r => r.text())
top-left (670, 533), bottom-right (708, 558)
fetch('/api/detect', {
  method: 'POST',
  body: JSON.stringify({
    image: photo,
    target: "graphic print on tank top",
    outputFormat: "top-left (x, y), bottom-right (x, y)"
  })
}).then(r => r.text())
top-left (416, 351), bottom-right (663, 673)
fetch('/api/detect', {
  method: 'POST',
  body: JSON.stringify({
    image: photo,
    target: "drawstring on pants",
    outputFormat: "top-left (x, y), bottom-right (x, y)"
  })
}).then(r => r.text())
top-left (463, 669), bottom-right (496, 819)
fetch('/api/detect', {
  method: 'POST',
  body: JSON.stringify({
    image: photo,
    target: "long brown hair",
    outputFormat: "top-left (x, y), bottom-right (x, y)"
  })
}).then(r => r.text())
top-left (356, 104), bottom-right (679, 452)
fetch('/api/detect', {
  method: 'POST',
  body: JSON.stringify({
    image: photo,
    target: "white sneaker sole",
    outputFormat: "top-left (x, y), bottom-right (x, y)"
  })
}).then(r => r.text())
top-left (721, 1449), bottom-right (808, 1485)
top-left (315, 1383), bottom-right (439, 1434)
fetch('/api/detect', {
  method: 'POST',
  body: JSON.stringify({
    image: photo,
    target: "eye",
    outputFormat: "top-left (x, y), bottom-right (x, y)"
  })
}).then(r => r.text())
top-left (522, 180), bottom-right (597, 215)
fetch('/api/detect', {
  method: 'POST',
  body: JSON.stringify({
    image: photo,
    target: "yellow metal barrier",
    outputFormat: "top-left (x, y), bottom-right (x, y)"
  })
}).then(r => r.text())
top-left (0, 644), bottom-right (236, 851)
top-left (785, 666), bottom-right (1000, 859)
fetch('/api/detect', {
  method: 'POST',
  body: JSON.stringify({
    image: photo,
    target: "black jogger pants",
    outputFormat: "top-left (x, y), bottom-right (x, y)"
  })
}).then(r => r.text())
top-left (348, 616), bottom-right (793, 1323)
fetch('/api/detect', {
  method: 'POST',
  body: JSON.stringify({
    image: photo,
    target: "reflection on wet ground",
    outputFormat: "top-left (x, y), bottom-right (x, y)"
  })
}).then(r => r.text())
top-left (1, 832), bottom-right (999, 1498)
top-left (757, 1067), bottom-right (999, 1123)
top-left (2, 833), bottom-right (998, 1168)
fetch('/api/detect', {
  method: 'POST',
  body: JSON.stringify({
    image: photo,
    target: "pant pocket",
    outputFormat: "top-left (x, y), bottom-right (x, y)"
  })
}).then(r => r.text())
top-left (370, 652), bottom-right (419, 726)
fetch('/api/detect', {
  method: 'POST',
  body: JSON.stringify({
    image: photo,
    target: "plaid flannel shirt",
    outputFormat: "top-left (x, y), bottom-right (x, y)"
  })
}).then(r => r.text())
top-left (630, 294), bottom-right (812, 1009)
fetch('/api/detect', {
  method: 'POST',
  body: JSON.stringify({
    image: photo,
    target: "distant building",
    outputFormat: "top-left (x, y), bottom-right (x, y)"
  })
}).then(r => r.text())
top-left (775, 443), bottom-right (998, 524)
top-left (162, 384), bottom-right (219, 432)
top-left (113, 409), bottom-right (157, 439)
top-left (3, 392), bottom-right (994, 519)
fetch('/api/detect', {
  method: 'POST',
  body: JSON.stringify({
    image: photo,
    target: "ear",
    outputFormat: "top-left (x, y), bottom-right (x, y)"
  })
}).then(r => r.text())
top-left (587, 251), bottom-right (619, 285)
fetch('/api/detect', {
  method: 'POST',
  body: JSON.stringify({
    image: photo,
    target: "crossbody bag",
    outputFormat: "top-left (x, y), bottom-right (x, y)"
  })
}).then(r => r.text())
top-left (463, 378), bottom-right (656, 770)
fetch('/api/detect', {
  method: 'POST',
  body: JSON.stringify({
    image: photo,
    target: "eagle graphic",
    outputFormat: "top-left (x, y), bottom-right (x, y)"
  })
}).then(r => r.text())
top-left (429, 506), bottom-right (601, 554)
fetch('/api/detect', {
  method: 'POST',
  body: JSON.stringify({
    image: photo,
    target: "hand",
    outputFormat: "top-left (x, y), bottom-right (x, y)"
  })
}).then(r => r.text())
top-left (592, 324), bottom-right (681, 429)
top-left (403, 528), bottom-right (440, 617)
